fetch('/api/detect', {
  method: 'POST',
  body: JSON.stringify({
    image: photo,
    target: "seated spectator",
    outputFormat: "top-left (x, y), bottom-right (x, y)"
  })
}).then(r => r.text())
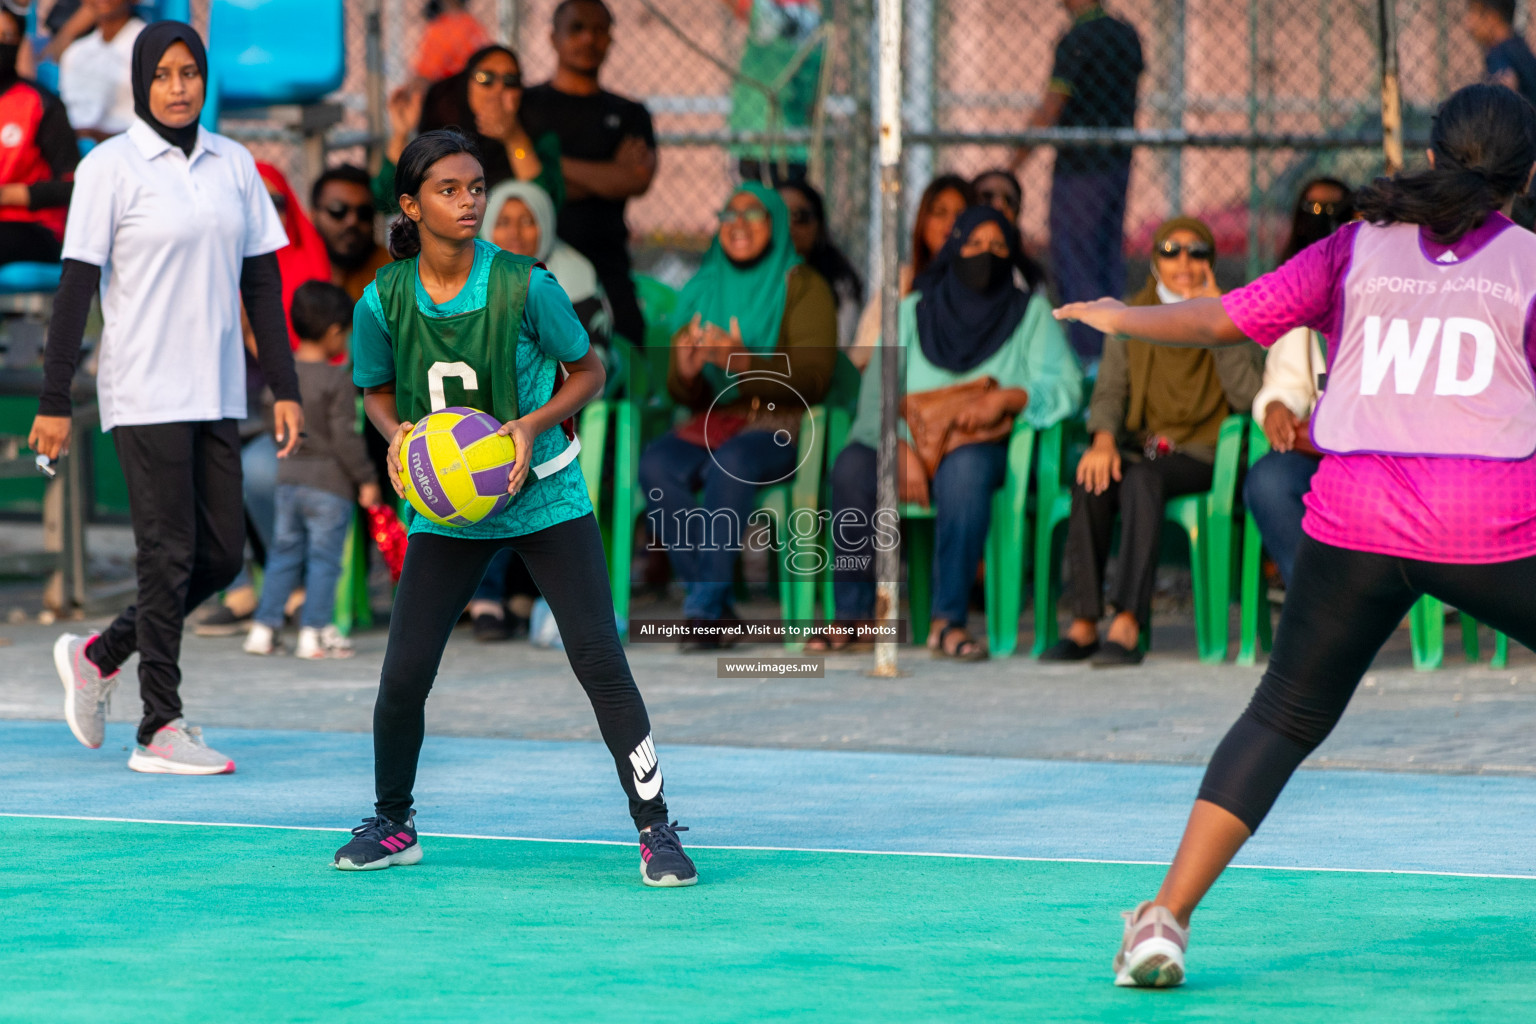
top-left (380, 44), bottom-right (562, 214)
top-left (1040, 216), bottom-right (1261, 667)
top-left (411, 0), bottom-right (490, 88)
top-left (850, 173), bottom-right (972, 368)
top-left (1244, 177), bottom-right (1353, 587)
top-left (972, 166), bottom-right (1047, 291)
top-left (722, 0), bottom-right (824, 186)
top-left (818, 206), bottom-right (1082, 659)
top-left (257, 162), bottom-right (333, 348)
top-left (0, 4), bottom-right (77, 265)
top-left (311, 164), bottom-right (391, 302)
top-left (244, 282), bottom-right (381, 660)
top-left (482, 179), bottom-right (611, 352)
top-left (58, 0), bottom-right (141, 141)
top-left (972, 167), bottom-right (1022, 223)
top-left (638, 183), bottom-right (836, 643)
top-left (778, 179), bottom-right (862, 349)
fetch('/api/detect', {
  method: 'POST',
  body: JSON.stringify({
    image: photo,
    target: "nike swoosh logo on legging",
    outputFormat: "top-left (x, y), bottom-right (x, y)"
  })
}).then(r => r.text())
top-left (633, 766), bottom-right (663, 801)
top-left (628, 734), bottom-right (663, 801)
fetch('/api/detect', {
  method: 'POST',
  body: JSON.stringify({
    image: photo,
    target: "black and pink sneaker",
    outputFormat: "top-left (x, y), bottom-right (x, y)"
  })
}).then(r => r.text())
top-left (638, 821), bottom-right (697, 887)
top-left (333, 813), bottom-right (421, 871)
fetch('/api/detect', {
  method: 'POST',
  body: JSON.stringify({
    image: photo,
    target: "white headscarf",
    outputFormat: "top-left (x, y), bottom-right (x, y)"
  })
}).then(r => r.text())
top-left (479, 179), bottom-right (602, 305)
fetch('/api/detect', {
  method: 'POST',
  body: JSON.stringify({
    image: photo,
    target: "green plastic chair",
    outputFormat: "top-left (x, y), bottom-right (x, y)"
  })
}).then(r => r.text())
top-left (902, 421), bottom-right (1037, 657)
top-left (609, 404), bottom-right (829, 648)
top-left (1032, 415), bottom-right (1247, 663)
top-left (332, 511), bottom-right (374, 637)
top-left (1237, 420), bottom-right (1274, 666)
top-left (1409, 596), bottom-right (1510, 671)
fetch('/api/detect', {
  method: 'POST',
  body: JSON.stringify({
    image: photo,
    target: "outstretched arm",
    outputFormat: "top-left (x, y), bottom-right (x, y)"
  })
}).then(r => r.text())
top-left (1053, 297), bottom-right (1248, 348)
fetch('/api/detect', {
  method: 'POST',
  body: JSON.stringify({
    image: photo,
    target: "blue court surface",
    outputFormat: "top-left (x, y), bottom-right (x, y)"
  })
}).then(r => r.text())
top-left (3, 718), bottom-right (1534, 874)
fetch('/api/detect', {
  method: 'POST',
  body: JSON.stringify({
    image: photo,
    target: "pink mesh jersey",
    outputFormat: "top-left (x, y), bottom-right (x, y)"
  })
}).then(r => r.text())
top-left (1222, 215), bottom-right (1536, 563)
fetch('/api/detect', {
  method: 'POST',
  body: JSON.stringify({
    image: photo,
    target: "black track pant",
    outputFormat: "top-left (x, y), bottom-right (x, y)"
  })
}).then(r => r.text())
top-left (372, 513), bottom-right (668, 830)
top-left (91, 420), bottom-right (246, 744)
top-left (1063, 451), bottom-right (1213, 628)
top-left (1200, 535), bottom-right (1536, 832)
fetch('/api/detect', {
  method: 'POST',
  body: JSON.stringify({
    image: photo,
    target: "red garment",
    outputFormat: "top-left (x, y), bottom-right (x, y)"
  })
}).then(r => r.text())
top-left (0, 82), bottom-right (68, 240)
top-left (412, 10), bottom-right (491, 82)
top-left (256, 162), bottom-right (332, 349)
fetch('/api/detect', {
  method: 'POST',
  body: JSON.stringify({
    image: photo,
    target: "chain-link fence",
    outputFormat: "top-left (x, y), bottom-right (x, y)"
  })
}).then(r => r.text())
top-left (40, 2), bottom-right (1520, 303)
top-left (185, 0), bottom-right (874, 288)
top-left (907, 0), bottom-right (1520, 303)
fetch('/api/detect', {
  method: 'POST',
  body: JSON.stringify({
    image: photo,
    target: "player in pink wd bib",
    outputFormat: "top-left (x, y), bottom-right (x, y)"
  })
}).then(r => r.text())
top-left (1056, 84), bottom-right (1536, 989)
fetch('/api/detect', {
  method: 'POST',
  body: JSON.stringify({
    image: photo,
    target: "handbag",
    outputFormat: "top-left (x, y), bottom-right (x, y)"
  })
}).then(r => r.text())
top-left (899, 376), bottom-right (1014, 479)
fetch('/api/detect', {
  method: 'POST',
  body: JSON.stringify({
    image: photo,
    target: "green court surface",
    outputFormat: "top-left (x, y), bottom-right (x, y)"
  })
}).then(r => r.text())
top-left (5, 816), bottom-right (1529, 1023)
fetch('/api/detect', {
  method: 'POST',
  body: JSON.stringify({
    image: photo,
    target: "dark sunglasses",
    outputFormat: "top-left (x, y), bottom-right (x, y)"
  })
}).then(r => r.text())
top-left (719, 207), bottom-right (770, 225)
top-left (1301, 200), bottom-right (1350, 219)
top-left (321, 202), bottom-right (375, 222)
top-left (472, 70), bottom-right (523, 89)
top-left (976, 188), bottom-right (1019, 209)
top-left (1157, 240), bottom-right (1214, 261)
top-left (787, 208), bottom-right (817, 226)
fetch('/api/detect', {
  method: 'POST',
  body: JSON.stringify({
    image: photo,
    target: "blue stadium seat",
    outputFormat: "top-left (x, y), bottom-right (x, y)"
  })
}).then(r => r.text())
top-left (207, 0), bottom-right (345, 109)
top-left (0, 263), bottom-right (63, 295)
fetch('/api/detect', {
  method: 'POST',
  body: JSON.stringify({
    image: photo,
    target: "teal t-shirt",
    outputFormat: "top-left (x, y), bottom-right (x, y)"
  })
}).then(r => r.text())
top-left (353, 239), bottom-right (594, 540)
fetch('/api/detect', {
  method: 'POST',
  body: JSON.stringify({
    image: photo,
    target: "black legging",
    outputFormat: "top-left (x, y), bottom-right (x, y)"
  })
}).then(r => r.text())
top-left (373, 513), bottom-right (668, 830)
top-left (1200, 535), bottom-right (1536, 832)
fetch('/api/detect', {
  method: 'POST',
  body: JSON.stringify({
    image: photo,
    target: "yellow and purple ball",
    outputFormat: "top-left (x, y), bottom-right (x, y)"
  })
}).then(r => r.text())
top-left (399, 407), bottom-right (517, 528)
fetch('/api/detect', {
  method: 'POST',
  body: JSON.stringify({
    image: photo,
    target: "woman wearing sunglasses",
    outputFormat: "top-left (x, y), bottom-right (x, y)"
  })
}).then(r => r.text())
top-left (1040, 215), bottom-right (1261, 667)
top-left (639, 183), bottom-right (837, 647)
top-left (378, 44), bottom-right (563, 216)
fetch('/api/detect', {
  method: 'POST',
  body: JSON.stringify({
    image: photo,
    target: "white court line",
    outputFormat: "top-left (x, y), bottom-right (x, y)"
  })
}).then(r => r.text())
top-left (5, 811), bottom-right (1535, 882)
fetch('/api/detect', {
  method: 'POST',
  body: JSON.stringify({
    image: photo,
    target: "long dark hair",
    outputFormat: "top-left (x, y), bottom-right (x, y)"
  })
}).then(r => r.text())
top-left (418, 44), bottom-right (519, 136)
top-left (912, 174), bottom-right (975, 279)
top-left (389, 129), bottom-right (484, 260)
top-left (1280, 176), bottom-right (1353, 263)
top-left (1355, 84), bottom-right (1536, 244)
top-left (778, 180), bottom-right (863, 304)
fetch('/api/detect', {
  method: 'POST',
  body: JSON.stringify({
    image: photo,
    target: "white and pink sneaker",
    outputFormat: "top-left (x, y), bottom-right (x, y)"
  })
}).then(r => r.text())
top-left (54, 632), bottom-right (120, 749)
top-left (127, 719), bottom-right (235, 775)
top-left (1113, 901), bottom-right (1188, 988)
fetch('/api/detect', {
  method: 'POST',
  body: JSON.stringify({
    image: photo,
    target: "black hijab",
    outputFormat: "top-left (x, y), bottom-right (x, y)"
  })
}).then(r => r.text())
top-left (131, 21), bottom-right (208, 156)
top-left (913, 205), bottom-right (1032, 374)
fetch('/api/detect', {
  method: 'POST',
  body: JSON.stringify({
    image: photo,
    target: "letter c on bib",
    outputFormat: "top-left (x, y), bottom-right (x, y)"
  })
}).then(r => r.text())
top-left (1435, 317), bottom-right (1496, 396)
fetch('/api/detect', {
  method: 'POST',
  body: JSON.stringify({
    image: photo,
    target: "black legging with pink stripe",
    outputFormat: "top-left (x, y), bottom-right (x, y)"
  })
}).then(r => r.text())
top-left (371, 513), bottom-right (668, 830)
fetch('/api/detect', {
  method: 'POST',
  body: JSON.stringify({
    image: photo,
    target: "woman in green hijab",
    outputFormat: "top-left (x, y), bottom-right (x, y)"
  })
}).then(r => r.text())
top-left (639, 182), bottom-right (837, 644)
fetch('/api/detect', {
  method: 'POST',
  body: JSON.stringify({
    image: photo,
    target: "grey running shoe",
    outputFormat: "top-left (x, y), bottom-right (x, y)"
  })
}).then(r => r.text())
top-left (1113, 901), bottom-right (1188, 988)
top-left (55, 632), bottom-right (119, 749)
top-left (127, 719), bottom-right (236, 775)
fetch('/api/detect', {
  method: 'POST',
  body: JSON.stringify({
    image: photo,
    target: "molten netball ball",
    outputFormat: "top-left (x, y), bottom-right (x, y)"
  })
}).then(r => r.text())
top-left (399, 407), bottom-right (516, 527)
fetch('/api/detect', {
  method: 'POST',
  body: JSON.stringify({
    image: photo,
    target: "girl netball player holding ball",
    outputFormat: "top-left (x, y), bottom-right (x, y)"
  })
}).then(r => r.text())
top-left (333, 130), bottom-right (696, 887)
top-left (1058, 84), bottom-right (1536, 987)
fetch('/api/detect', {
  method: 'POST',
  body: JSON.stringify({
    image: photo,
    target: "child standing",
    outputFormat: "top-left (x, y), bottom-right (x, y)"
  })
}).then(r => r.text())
top-left (245, 282), bottom-right (382, 659)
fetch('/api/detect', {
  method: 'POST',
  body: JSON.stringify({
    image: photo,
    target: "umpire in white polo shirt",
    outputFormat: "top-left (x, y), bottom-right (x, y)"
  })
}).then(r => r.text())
top-left (30, 21), bottom-right (304, 776)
